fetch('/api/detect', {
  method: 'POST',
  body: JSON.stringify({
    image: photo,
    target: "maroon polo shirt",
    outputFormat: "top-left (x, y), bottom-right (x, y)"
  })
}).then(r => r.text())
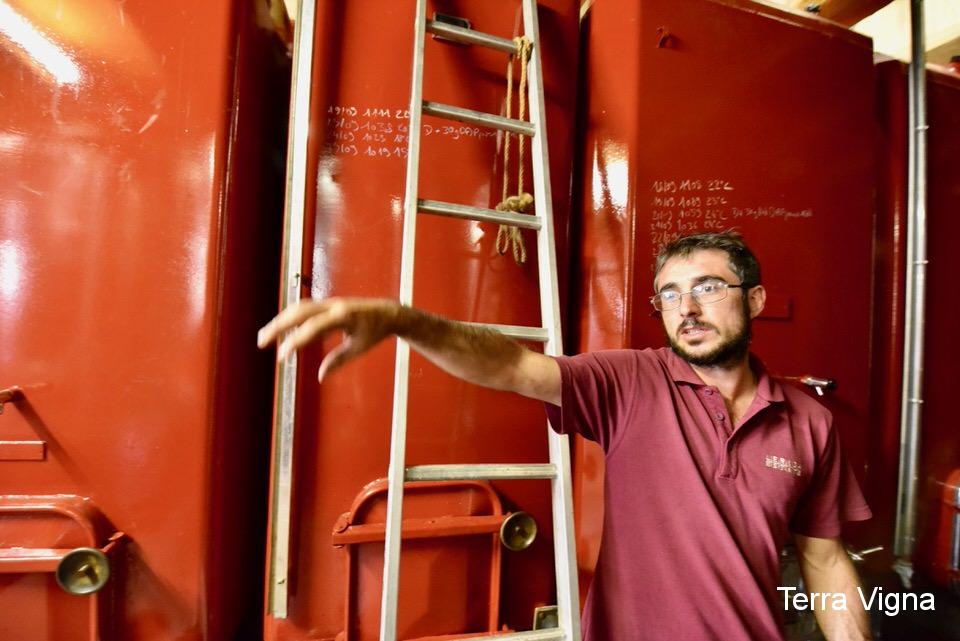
top-left (546, 347), bottom-right (871, 641)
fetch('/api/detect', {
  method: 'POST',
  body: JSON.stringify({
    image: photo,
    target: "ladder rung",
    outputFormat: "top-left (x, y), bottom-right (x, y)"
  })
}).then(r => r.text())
top-left (436, 630), bottom-right (565, 641)
top-left (461, 322), bottom-right (549, 342)
top-left (426, 20), bottom-right (518, 54)
top-left (423, 101), bottom-right (536, 136)
top-left (405, 464), bottom-right (557, 481)
top-left (418, 199), bottom-right (541, 230)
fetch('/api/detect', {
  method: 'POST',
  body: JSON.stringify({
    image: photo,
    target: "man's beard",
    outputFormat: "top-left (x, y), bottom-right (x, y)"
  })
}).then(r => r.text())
top-left (667, 307), bottom-right (752, 368)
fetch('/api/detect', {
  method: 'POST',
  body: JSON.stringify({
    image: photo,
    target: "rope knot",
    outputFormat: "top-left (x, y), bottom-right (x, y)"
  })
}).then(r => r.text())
top-left (495, 192), bottom-right (534, 214)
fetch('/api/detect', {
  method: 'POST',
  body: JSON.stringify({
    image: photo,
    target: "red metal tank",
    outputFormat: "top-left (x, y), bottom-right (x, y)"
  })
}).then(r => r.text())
top-left (0, 1), bottom-right (288, 639)
top-left (870, 59), bottom-right (910, 575)
top-left (875, 61), bottom-right (960, 585)
top-left (917, 67), bottom-right (960, 585)
top-left (909, 65), bottom-right (960, 585)
top-left (261, 2), bottom-right (580, 640)
top-left (573, 0), bottom-right (880, 592)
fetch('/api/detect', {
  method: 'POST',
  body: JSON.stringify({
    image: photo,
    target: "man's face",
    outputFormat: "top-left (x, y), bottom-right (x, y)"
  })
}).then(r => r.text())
top-left (654, 249), bottom-right (763, 368)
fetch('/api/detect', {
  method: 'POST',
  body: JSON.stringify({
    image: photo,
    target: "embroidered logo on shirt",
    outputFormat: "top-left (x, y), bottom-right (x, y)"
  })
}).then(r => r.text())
top-left (764, 455), bottom-right (802, 477)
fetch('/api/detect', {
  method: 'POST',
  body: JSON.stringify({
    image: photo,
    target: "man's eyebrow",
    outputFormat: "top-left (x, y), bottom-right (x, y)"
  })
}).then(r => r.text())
top-left (657, 274), bottom-right (728, 293)
top-left (657, 281), bottom-right (678, 293)
top-left (692, 274), bottom-right (728, 285)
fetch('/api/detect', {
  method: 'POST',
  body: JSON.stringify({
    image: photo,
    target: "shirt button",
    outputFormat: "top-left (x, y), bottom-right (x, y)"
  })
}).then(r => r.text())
top-left (715, 412), bottom-right (725, 420)
top-left (704, 389), bottom-right (713, 396)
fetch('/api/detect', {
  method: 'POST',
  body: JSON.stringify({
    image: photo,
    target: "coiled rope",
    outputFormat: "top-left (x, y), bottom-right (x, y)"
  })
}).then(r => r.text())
top-left (495, 36), bottom-right (533, 264)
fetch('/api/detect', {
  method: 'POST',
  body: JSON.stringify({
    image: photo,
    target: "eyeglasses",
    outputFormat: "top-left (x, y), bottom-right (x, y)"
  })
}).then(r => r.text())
top-left (650, 279), bottom-right (750, 312)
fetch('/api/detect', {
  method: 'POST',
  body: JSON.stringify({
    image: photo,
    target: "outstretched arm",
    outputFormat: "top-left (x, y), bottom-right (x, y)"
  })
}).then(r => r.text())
top-left (257, 297), bottom-right (561, 405)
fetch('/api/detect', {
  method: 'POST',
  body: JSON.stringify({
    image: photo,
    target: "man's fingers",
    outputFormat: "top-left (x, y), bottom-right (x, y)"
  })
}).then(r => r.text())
top-left (258, 299), bottom-right (337, 349)
top-left (317, 336), bottom-right (360, 382)
top-left (276, 309), bottom-right (345, 360)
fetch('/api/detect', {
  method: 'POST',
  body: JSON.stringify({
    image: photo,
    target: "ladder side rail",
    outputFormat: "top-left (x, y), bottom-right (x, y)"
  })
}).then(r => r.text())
top-left (522, 1), bottom-right (582, 639)
top-left (379, 1), bottom-right (429, 640)
top-left (269, 0), bottom-right (319, 618)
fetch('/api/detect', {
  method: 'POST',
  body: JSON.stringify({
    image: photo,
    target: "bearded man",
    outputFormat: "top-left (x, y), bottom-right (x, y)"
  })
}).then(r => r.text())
top-left (258, 231), bottom-right (873, 641)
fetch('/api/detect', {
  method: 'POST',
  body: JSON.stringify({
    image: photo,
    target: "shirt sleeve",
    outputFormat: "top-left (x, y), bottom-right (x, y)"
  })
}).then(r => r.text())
top-left (789, 423), bottom-right (872, 538)
top-left (544, 350), bottom-right (643, 453)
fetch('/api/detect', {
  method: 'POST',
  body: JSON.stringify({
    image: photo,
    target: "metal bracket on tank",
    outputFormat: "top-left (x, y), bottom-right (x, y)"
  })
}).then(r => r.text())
top-left (0, 386), bottom-right (22, 415)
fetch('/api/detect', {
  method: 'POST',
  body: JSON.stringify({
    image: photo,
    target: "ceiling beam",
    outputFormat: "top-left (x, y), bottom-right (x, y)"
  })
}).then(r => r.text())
top-left (790, 0), bottom-right (897, 26)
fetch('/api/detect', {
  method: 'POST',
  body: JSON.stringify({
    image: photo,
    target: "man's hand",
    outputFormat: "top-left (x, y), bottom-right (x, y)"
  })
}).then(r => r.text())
top-left (257, 297), bottom-right (400, 382)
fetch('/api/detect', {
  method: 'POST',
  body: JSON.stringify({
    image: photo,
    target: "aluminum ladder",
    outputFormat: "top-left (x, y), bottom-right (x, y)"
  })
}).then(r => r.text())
top-left (380, 1), bottom-right (581, 640)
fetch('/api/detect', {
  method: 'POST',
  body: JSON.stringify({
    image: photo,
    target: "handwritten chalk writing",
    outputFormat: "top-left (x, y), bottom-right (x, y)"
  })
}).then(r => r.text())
top-left (731, 207), bottom-right (814, 220)
top-left (323, 104), bottom-right (495, 160)
top-left (647, 178), bottom-right (814, 256)
top-left (327, 143), bottom-right (358, 156)
top-left (707, 179), bottom-right (734, 192)
top-left (327, 105), bottom-right (358, 117)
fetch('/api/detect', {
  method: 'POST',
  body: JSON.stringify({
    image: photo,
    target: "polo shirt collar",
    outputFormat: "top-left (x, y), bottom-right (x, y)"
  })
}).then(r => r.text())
top-left (750, 354), bottom-right (786, 403)
top-left (663, 348), bottom-right (786, 403)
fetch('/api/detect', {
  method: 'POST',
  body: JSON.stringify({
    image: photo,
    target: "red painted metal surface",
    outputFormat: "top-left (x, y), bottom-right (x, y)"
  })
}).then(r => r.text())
top-left (914, 67), bottom-right (960, 582)
top-left (0, 496), bottom-right (122, 641)
top-left (874, 62), bottom-right (960, 582)
top-left (870, 60), bottom-right (909, 573)
top-left (263, 2), bottom-right (579, 639)
top-left (0, 1), bottom-right (287, 639)
top-left (573, 0), bottom-right (879, 594)
top-left (931, 469), bottom-right (960, 588)
top-left (332, 481), bottom-right (507, 640)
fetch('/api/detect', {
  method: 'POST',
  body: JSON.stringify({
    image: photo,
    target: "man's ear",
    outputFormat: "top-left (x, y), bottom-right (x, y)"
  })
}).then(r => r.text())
top-left (748, 285), bottom-right (766, 319)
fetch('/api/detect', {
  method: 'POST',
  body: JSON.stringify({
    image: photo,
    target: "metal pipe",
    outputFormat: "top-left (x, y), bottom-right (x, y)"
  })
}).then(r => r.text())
top-left (418, 198), bottom-right (543, 230)
top-left (268, 0), bottom-right (318, 618)
top-left (425, 19), bottom-right (516, 54)
top-left (894, 0), bottom-right (928, 569)
top-left (405, 463), bottom-right (558, 481)
top-left (379, 1), bottom-right (427, 637)
top-left (422, 101), bottom-right (536, 136)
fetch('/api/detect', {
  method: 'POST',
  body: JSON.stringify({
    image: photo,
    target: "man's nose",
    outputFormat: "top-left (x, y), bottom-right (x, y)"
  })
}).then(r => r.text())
top-left (678, 292), bottom-right (702, 317)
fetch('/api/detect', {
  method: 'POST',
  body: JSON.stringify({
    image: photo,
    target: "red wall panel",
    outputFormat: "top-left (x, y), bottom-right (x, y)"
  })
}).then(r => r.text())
top-left (0, 1), bottom-right (287, 638)
top-left (573, 0), bottom-right (880, 590)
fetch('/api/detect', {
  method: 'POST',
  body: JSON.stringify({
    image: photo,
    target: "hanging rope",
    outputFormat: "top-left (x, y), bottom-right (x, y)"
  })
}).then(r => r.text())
top-left (495, 36), bottom-right (534, 265)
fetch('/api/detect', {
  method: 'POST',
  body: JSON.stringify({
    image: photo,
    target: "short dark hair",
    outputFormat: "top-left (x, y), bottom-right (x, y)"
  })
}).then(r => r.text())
top-left (653, 231), bottom-right (761, 290)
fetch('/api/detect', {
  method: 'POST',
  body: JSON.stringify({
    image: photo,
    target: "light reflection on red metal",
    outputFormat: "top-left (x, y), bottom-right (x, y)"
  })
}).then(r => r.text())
top-left (332, 480), bottom-right (507, 641)
top-left (931, 469), bottom-right (960, 588)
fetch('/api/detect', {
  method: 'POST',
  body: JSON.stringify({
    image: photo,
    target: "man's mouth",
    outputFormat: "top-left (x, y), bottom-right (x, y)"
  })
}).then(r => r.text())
top-left (678, 322), bottom-right (714, 339)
